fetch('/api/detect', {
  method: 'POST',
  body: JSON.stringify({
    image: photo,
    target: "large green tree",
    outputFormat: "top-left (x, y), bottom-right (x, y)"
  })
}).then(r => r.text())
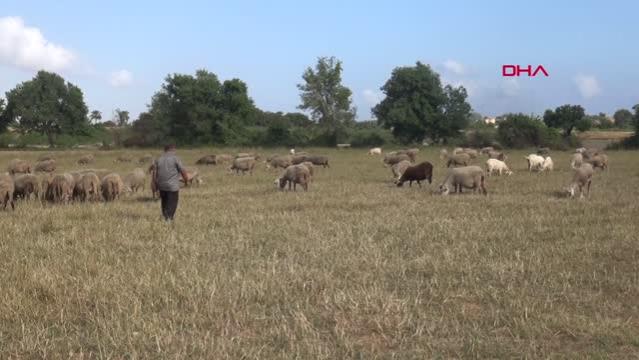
top-left (543, 104), bottom-right (589, 137)
top-left (373, 62), bottom-right (471, 143)
top-left (297, 56), bottom-right (355, 127)
top-left (3, 71), bottom-right (89, 147)
top-left (613, 108), bottom-right (633, 128)
top-left (634, 104), bottom-right (639, 134)
top-left (89, 110), bottom-right (102, 124)
top-left (113, 108), bottom-right (130, 126)
top-left (141, 69), bottom-right (257, 145)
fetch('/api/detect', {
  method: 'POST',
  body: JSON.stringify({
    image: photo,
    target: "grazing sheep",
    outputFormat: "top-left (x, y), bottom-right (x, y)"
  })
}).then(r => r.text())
top-left (275, 164), bottom-right (311, 191)
top-left (487, 150), bottom-right (507, 161)
top-left (537, 147), bottom-right (550, 156)
top-left (566, 163), bottom-right (594, 199)
top-left (368, 147), bottom-right (382, 155)
top-left (138, 154), bottom-right (154, 164)
top-left (44, 174), bottom-right (74, 204)
top-left (13, 174), bottom-right (40, 200)
top-left (396, 161), bottom-right (433, 187)
top-left (124, 168), bottom-right (146, 193)
top-left (74, 172), bottom-right (101, 201)
top-left (77, 154), bottom-right (94, 165)
top-left (578, 148), bottom-right (599, 160)
top-left (396, 148), bottom-right (419, 161)
top-left (438, 166), bottom-right (487, 195)
top-left (114, 155), bottom-right (132, 163)
top-left (486, 159), bottom-right (513, 176)
top-left (480, 146), bottom-right (494, 155)
top-left (236, 152), bottom-right (261, 161)
top-left (267, 155), bottom-right (293, 170)
top-left (196, 155), bottom-right (217, 165)
top-left (180, 169), bottom-right (202, 187)
top-left (215, 154), bottom-right (234, 164)
top-left (305, 155), bottom-right (329, 168)
top-left (391, 160), bottom-right (411, 182)
top-left (570, 153), bottom-right (583, 170)
top-left (446, 153), bottom-right (471, 168)
top-left (336, 143), bottom-right (351, 149)
top-left (525, 154), bottom-right (545, 172)
top-left (439, 149), bottom-right (448, 160)
top-left (383, 153), bottom-right (411, 167)
top-left (291, 155), bottom-right (307, 165)
top-left (101, 173), bottom-right (124, 202)
top-left (0, 174), bottom-right (15, 210)
top-left (585, 154), bottom-right (608, 171)
top-left (34, 159), bottom-right (56, 173)
top-left (7, 159), bottom-right (31, 175)
top-left (452, 147), bottom-right (464, 155)
top-left (289, 148), bottom-right (296, 155)
top-left (541, 156), bottom-right (554, 172)
top-left (229, 157), bottom-right (256, 175)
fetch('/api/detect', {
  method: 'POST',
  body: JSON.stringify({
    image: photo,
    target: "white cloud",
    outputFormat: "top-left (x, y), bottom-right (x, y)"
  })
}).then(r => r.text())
top-left (0, 16), bottom-right (76, 72)
top-left (500, 78), bottom-right (520, 97)
top-left (442, 77), bottom-right (479, 97)
top-left (443, 60), bottom-right (465, 75)
top-left (109, 69), bottom-right (133, 87)
top-left (362, 89), bottom-right (383, 106)
top-left (574, 74), bottom-right (601, 98)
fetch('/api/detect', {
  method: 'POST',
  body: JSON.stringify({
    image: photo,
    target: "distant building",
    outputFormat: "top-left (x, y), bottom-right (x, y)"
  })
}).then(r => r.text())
top-left (483, 117), bottom-right (496, 125)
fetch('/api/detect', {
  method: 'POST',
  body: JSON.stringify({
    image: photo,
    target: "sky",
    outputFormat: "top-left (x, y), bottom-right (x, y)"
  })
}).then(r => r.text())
top-left (1, 0), bottom-right (638, 122)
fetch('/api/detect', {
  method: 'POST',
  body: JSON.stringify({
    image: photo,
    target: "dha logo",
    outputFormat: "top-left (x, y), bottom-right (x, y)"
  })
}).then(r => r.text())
top-left (502, 65), bottom-right (549, 77)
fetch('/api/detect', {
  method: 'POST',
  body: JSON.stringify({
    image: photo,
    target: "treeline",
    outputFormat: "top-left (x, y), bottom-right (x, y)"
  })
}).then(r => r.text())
top-left (0, 57), bottom-right (637, 149)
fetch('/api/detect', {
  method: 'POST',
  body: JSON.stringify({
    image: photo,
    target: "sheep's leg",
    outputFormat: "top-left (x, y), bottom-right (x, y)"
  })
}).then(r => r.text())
top-left (417, 181), bottom-right (421, 188)
top-left (586, 180), bottom-right (592, 198)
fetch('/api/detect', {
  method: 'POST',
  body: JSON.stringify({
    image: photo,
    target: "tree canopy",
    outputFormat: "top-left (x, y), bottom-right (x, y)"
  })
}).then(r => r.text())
top-left (89, 110), bottom-right (102, 124)
top-left (373, 62), bottom-right (471, 143)
top-left (543, 104), bottom-right (589, 136)
top-left (3, 70), bottom-right (89, 146)
top-left (613, 108), bottom-right (633, 128)
top-left (297, 56), bottom-right (356, 127)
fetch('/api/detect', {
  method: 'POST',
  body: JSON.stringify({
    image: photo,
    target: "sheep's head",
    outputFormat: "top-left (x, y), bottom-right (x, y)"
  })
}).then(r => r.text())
top-left (438, 184), bottom-right (451, 196)
top-left (273, 178), bottom-right (280, 188)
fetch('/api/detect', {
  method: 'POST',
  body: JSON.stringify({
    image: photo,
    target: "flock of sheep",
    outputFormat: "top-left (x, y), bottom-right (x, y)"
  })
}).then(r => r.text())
top-left (0, 145), bottom-right (609, 211)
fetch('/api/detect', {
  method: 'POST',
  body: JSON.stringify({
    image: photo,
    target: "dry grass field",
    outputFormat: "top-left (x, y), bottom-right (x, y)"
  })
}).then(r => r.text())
top-left (0, 147), bottom-right (638, 358)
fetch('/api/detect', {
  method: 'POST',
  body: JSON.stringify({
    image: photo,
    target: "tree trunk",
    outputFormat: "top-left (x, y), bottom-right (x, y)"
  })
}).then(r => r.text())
top-left (46, 131), bottom-right (55, 148)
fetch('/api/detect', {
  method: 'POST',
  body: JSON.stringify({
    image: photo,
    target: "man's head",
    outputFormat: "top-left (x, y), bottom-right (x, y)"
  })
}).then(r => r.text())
top-left (164, 144), bottom-right (176, 152)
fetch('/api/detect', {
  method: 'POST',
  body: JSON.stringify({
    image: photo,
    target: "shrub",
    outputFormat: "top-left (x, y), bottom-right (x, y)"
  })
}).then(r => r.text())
top-left (349, 128), bottom-right (393, 147)
top-left (497, 113), bottom-right (546, 148)
top-left (464, 124), bottom-right (498, 148)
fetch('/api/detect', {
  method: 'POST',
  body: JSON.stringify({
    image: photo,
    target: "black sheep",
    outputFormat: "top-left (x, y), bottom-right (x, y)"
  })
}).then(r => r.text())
top-left (396, 161), bottom-right (433, 187)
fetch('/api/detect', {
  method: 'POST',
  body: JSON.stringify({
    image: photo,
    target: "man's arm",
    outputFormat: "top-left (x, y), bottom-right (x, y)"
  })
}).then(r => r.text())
top-left (176, 158), bottom-right (190, 186)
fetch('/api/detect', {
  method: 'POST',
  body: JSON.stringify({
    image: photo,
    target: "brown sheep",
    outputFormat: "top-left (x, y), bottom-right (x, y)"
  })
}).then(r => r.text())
top-left (275, 164), bottom-right (311, 191)
top-left (304, 155), bottom-right (329, 168)
top-left (74, 172), bottom-right (101, 201)
top-left (13, 174), bottom-right (40, 200)
top-left (229, 157), bottom-right (256, 175)
top-left (37, 153), bottom-right (55, 162)
top-left (77, 154), bottom-right (95, 165)
top-left (196, 155), bottom-right (217, 165)
top-left (0, 174), bottom-right (15, 210)
top-left (291, 155), bottom-right (307, 165)
top-left (585, 154), bottom-right (608, 171)
top-left (44, 174), bottom-right (74, 204)
top-left (179, 169), bottom-right (201, 187)
top-left (300, 161), bottom-right (315, 181)
top-left (215, 154), bottom-right (234, 164)
top-left (396, 161), bottom-right (433, 187)
top-left (34, 160), bottom-right (56, 173)
top-left (267, 155), bottom-right (293, 170)
top-left (446, 153), bottom-right (471, 167)
top-left (101, 173), bottom-right (124, 202)
top-left (7, 159), bottom-right (31, 175)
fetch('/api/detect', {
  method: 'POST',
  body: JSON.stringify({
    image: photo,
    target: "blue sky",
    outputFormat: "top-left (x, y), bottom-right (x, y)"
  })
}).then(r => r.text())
top-left (1, 0), bottom-right (637, 121)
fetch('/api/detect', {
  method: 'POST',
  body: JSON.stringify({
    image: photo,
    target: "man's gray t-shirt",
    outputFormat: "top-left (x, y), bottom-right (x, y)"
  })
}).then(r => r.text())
top-left (155, 151), bottom-right (185, 192)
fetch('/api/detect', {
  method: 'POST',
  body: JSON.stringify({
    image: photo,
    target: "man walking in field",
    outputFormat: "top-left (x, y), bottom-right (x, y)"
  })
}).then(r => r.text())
top-left (153, 144), bottom-right (189, 221)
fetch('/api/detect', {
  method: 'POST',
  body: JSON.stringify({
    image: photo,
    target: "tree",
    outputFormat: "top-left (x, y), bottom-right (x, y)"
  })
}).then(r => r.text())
top-left (613, 109), bottom-right (633, 128)
top-left (113, 108), bottom-right (130, 126)
top-left (633, 104), bottom-right (639, 134)
top-left (89, 110), bottom-right (102, 124)
top-left (3, 70), bottom-right (89, 147)
top-left (0, 98), bottom-right (6, 131)
top-left (297, 56), bottom-right (355, 128)
top-left (373, 62), bottom-right (471, 143)
top-left (543, 104), bottom-right (588, 137)
top-left (497, 113), bottom-right (548, 148)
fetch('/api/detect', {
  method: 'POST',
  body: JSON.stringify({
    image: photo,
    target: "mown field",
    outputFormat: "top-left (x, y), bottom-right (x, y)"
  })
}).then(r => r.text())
top-left (0, 147), bottom-right (638, 358)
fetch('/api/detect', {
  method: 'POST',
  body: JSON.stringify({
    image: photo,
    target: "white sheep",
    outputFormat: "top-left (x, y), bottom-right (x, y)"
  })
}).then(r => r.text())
top-left (485, 159), bottom-right (513, 176)
top-left (570, 153), bottom-right (583, 170)
top-left (525, 154), bottom-right (545, 172)
top-left (368, 147), bottom-right (382, 155)
top-left (541, 156), bottom-right (554, 172)
top-left (289, 148), bottom-right (296, 155)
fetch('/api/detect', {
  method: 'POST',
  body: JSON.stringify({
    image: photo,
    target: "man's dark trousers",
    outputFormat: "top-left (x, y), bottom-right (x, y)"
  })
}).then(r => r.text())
top-left (159, 190), bottom-right (179, 221)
